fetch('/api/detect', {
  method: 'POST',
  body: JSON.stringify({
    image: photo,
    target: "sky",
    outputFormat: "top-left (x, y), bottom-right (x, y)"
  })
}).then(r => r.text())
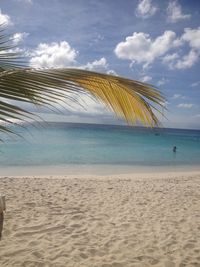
top-left (1, 0), bottom-right (200, 129)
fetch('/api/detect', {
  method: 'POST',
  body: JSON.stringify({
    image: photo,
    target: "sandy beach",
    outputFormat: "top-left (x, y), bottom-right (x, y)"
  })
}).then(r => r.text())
top-left (1, 171), bottom-right (200, 267)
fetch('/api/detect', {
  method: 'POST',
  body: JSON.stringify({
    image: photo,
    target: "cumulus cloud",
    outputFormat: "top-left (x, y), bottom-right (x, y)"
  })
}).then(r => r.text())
top-left (81, 57), bottom-right (117, 75)
top-left (12, 32), bottom-right (29, 45)
top-left (135, 0), bottom-right (157, 18)
top-left (82, 57), bottom-right (108, 72)
top-left (162, 53), bottom-right (179, 62)
top-left (177, 103), bottom-right (194, 109)
top-left (163, 50), bottom-right (199, 70)
top-left (114, 31), bottom-right (178, 67)
top-left (162, 53), bottom-right (179, 69)
top-left (173, 50), bottom-right (199, 70)
top-left (181, 27), bottom-right (200, 50)
top-left (0, 9), bottom-right (12, 26)
top-left (29, 40), bottom-right (115, 78)
top-left (30, 41), bottom-right (78, 68)
top-left (165, 27), bottom-right (200, 70)
top-left (167, 0), bottom-right (191, 23)
top-left (115, 26), bottom-right (200, 70)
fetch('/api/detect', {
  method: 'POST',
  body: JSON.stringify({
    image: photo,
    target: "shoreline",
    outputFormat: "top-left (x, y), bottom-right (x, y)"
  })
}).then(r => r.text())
top-left (0, 163), bottom-right (200, 177)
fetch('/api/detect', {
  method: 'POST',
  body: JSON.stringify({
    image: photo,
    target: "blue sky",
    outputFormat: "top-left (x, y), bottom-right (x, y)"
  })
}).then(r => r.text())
top-left (1, 0), bottom-right (200, 129)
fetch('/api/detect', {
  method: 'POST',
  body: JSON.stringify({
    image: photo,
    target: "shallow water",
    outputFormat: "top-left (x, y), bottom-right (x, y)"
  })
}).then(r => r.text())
top-left (0, 122), bottom-right (200, 167)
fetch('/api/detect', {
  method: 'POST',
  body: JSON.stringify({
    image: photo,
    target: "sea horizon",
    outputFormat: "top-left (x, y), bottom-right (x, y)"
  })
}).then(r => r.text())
top-left (2, 120), bottom-right (200, 131)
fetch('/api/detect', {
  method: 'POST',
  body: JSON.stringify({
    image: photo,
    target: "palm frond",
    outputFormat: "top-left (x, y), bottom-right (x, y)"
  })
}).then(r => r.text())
top-left (0, 28), bottom-right (165, 137)
top-left (0, 31), bottom-right (23, 71)
top-left (0, 68), bottom-right (165, 128)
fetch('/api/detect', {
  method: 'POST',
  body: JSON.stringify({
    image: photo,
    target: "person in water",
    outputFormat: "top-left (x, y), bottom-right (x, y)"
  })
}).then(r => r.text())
top-left (173, 146), bottom-right (177, 153)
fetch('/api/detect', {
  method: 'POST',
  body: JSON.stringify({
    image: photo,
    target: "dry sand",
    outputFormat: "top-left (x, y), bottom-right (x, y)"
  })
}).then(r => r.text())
top-left (0, 172), bottom-right (200, 267)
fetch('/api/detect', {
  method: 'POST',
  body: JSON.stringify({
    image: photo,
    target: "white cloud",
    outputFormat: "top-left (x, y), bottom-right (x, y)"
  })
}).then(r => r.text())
top-left (162, 49), bottom-right (200, 70)
top-left (93, 34), bottom-right (104, 44)
top-left (162, 53), bottom-right (179, 63)
top-left (173, 50), bottom-right (199, 70)
top-left (115, 27), bottom-right (200, 70)
top-left (162, 53), bottom-right (179, 69)
top-left (181, 27), bottom-right (200, 50)
top-left (167, 0), bottom-right (191, 23)
top-left (163, 50), bottom-right (199, 70)
top-left (82, 57), bottom-right (108, 72)
top-left (172, 94), bottom-right (185, 99)
top-left (106, 69), bottom-right (118, 76)
top-left (29, 41), bottom-right (114, 76)
top-left (115, 31), bottom-right (178, 67)
top-left (135, 0), bottom-right (157, 18)
top-left (12, 32), bottom-right (29, 45)
top-left (0, 9), bottom-right (12, 26)
top-left (191, 81), bottom-right (200, 87)
top-left (7, 47), bottom-right (24, 54)
top-left (161, 27), bottom-right (200, 70)
top-left (30, 41), bottom-right (78, 68)
top-left (177, 103), bottom-right (194, 109)
top-left (157, 77), bottom-right (168, 86)
top-left (15, 0), bottom-right (32, 3)
top-left (82, 57), bottom-right (117, 76)
top-left (169, 27), bottom-right (200, 70)
top-left (141, 75), bottom-right (152, 82)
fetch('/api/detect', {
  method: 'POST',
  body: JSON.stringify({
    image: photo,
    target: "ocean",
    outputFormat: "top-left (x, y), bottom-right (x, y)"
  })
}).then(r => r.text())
top-left (0, 122), bottom-right (200, 167)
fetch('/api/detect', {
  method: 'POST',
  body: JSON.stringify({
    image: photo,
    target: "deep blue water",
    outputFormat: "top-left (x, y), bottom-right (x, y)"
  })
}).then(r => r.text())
top-left (0, 122), bottom-right (200, 167)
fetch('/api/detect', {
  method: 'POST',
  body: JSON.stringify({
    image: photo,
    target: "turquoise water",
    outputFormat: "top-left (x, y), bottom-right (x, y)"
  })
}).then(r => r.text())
top-left (0, 122), bottom-right (200, 167)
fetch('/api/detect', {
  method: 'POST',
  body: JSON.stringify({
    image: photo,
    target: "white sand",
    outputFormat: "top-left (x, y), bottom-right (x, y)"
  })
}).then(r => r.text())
top-left (1, 172), bottom-right (200, 267)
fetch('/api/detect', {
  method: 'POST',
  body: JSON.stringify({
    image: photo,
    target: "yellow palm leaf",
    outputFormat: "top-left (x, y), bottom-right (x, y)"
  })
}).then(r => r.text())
top-left (0, 68), bottom-right (165, 130)
top-left (0, 29), bottom-right (165, 136)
